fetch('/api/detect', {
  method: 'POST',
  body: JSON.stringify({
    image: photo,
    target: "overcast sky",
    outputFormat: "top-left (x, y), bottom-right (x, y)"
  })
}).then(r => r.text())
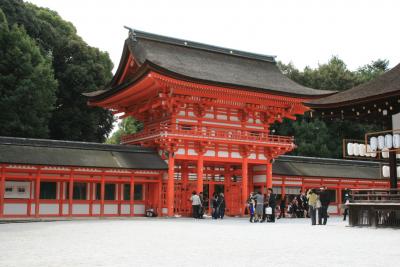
top-left (27, 0), bottom-right (400, 73)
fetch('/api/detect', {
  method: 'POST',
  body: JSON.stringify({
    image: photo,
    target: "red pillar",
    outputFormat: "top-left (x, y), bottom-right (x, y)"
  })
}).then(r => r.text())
top-left (35, 169), bottom-right (41, 218)
top-left (130, 175), bottom-right (135, 216)
top-left (158, 174), bottom-right (163, 217)
top-left (197, 156), bottom-right (204, 194)
top-left (167, 152), bottom-right (175, 217)
top-left (89, 182), bottom-right (93, 216)
top-left (59, 182), bottom-right (64, 216)
top-left (100, 174), bottom-right (105, 216)
top-left (68, 171), bottom-right (74, 217)
top-left (242, 157), bottom-right (248, 216)
top-left (266, 162), bottom-right (273, 189)
top-left (117, 183), bottom-right (122, 216)
top-left (0, 165), bottom-right (5, 217)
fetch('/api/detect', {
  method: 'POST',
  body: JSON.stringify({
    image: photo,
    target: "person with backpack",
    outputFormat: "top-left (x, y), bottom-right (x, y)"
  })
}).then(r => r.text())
top-left (307, 188), bottom-right (318, 225)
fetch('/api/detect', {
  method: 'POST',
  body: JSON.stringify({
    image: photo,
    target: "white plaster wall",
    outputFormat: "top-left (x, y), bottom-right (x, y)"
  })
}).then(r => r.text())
top-left (176, 148), bottom-right (185, 155)
top-left (253, 165), bottom-right (266, 171)
top-left (188, 149), bottom-right (197, 156)
top-left (4, 203), bottom-right (27, 215)
top-left (92, 204), bottom-right (100, 215)
top-left (204, 113), bottom-right (214, 119)
top-left (39, 204), bottom-right (59, 215)
top-left (121, 204), bottom-right (130, 214)
top-left (218, 151), bottom-right (229, 158)
top-left (204, 150), bottom-right (215, 157)
top-left (258, 154), bottom-right (266, 160)
top-left (216, 114), bottom-right (227, 120)
top-left (392, 112), bottom-right (400, 130)
top-left (72, 204), bottom-right (89, 214)
top-left (30, 204), bottom-right (35, 215)
top-left (231, 152), bottom-right (241, 158)
top-left (162, 208), bottom-right (168, 214)
top-left (62, 204), bottom-right (69, 215)
top-left (253, 175), bottom-right (266, 183)
top-left (249, 153), bottom-right (256, 159)
top-left (104, 204), bottom-right (118, 214)
top-left (134, 204), bottom-right (145, 214)
top-left (4, 181), bottom-right (30, 199)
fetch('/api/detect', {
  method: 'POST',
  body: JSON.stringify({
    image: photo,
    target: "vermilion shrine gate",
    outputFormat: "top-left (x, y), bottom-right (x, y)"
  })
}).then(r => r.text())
top-left (86, 28), bottom-right (333, 216)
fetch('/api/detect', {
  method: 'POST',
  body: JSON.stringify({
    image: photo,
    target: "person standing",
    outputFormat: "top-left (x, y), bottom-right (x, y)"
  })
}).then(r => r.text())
top-left (198, 192), bottom-right (204, 219)
top-left (307, 189), bottom-right (318, 225)
top-left (254, 191), bottom-right (264, 223)
top-left (248, 192), bottom-right (256, 222)
top-left (217, 193), bottom-right (226, 219)
top-left (190, 191), bottom-right (201, 219)
top-left (278, 196), bottom-right (286, 219)
top-left (267, 188), bottom-right (277, 222)
top-left (211, 192), bottom-right (219, 219)
top-left (343, 188), bottom-right (351, 221)
top-left (319, 186), bottom-right (330, 225)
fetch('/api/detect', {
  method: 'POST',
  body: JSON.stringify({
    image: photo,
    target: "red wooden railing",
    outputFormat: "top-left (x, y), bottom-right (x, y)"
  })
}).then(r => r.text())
top-left (121, 123), bottom-right (294, 146)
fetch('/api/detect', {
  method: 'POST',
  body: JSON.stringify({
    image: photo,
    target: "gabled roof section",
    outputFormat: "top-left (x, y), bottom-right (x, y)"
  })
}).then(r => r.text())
top-left (308, 63), bottom-right (400, 108)
top-left (0, 137), bottom-right (167, 170)
top-left (85, 28), bottom-right (335, 100)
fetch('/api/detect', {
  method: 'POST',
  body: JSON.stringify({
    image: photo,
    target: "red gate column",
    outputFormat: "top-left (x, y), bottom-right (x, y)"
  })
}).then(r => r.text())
top-left (100, 174), bottom-right (105, 216)
top-left (35, 168), bottom-right (41, 218)
top-left (68, 170), bottom-right (74, 216)
top-left (197, 155), bottom-right (204, 194)
top-left (242, 157), bottom-right (248, 216)
top-left (130, 174), bottom-right (135, 216)
top-left (167, 151), bottom-right (175, 217)
top-left (266, 161), bottom-right (273, 189)
top-left (0, 165), bottom-right (5, 217)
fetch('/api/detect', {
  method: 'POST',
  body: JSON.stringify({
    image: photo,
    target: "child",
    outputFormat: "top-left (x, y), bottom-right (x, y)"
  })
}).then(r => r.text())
top-left (248, 192), bottom-right (256, 223)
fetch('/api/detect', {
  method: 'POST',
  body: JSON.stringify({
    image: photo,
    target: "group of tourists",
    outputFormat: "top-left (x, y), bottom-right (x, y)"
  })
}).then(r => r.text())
top-left (190, 191), bottom-right (225, 219)
top-left (247, 188), bottom-right (277, 223)
top-left (306, 186), bottom-right (331, 225)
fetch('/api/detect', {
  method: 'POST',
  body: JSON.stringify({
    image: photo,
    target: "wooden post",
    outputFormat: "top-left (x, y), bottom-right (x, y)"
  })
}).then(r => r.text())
top-left (0, 165), bottom-right (5, 217)
top-left (242, 157), bottom-right (248, 216)
top-left (167, 151), bottom-right (175, 217)
top-left (197, 155), bottom-right (204, 194)
top-left (100, 174), bottom-right (105, 216)
top-left (130, 174), bottom-right (135, 216)
top-left (35, 168), bottom-right (41, 218)
top-left (266, 161), bottom-right (273, 189)
top-left (89, 181), bottom-right (93, 216)
top-left (68, 170), bottom-right (73, 217)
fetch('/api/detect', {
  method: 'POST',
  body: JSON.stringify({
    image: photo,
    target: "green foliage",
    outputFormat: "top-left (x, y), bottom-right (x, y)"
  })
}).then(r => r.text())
top-left (276, 57), bottom-right (387, 158)
top-left (0, 0), bottom-right (114, 142)
top-left (0, 8), bottom-right (57, 137)
top-left (106, 117), bottom-right (143, 144)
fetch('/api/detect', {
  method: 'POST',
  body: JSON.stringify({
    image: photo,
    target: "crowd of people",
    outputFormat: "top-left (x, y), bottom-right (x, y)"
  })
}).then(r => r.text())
top-left (190, 186), bottom-right (335, 226)
top-left (190, 191), bottom-right (225, 219)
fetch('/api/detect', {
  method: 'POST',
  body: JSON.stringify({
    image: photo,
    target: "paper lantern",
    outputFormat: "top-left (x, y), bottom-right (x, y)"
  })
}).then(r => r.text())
top-left (370, 150), bottom-right (377, 158)
top-left (385, 134), bottom-right (393, 149)
top-left (370, 137), bottom-right (378, 151)
top-left (397, 153), bottom-right (400, 159)
top-left (397, 166), bottom-right (400, 178)
top-left (359, 144), bottom-right (366, 156)
top-left (378, 136), bottom-right (385, 150)
top-left (353, 143), bottom-right (360, 156)
top-left (382, 166), bottom-right (390, 178)
top-left (366, 145), bottom-right (372, 157)
top-left (347, 143), bottom-right (354, 156)
top-left (382, 147), bottom-right (389, 158)
top-left (393, 134), bottom-right (400, 148)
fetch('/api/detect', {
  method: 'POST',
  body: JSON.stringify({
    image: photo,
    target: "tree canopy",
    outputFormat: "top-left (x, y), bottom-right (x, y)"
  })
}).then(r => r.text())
top-left (0, 8), bottom-right (57, 138)
top-left (0, 0), bottom-right (114, 142)
top-left (274, 57), bottom-right (388, 158)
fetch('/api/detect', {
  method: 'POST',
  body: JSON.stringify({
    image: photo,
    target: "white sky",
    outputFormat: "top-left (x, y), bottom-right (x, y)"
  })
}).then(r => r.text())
top-left (26, 0), bottom-right (400, 72)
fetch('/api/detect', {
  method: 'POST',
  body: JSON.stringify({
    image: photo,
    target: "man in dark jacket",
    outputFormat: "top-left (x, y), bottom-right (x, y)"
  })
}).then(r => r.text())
top-left (318, 186), bottom-right (330, 225)
top-left (267, 188), bottom-right (277, 222)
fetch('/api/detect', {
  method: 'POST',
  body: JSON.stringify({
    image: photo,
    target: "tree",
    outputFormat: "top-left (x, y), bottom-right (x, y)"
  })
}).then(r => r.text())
top-left (106, 117), bottom-right (143, 144)
top-left (0, 8), bottom-right (57, 137)
top-left (276, 56), bottom-right (386, 158)
top-left (0, 0), bottom-right (114, 142)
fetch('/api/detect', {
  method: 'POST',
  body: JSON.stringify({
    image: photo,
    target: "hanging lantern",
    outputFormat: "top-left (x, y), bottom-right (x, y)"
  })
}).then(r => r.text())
top-left (382, 166), bottom-right (390, 178)
top-left (385, 134), bottom-right (393, 149)
top-left (347, 143), bottom-right (354, 156)
top-left (370, 150), bottom-right (377, 158)
top-left (397, 166), bottom-right (400, 178)
top-left (378, 136), bottom-right (385, 150)
top-left (353, 143), bottom-right (360, 156)
top-left (370, 137), bottom-right (378, 151)
top-left (366, 145), bottom-right (372, 157)
top-left (382, 147), bottom-right (390, 158)
top-left (393, 134), bottom-right (400, 148)
top-left (359, 144), bottom-right (366, 156)
top-left (397, 153), bottom-right (400, 159)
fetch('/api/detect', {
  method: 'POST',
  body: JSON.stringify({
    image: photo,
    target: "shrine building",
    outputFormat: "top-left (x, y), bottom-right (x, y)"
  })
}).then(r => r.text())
top-left (0, 29), bottom-right (395, 219)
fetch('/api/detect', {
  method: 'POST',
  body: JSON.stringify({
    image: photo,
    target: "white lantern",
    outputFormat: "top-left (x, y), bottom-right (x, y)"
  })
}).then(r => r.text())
top-left (397, 166), bottom-right (400, 178)
top-left (393, 134), bottom-right (400, 148)
top-left (366, 145), bottom-right (372, 157)
top-left (385, 134), bottom-right (393, 149)
top-left (347, 143), bottom-right (354, 156)
top-left (378, 135), bottom-right (385, 150)
top-left (370, 137), bottom-right (378, 151)
top-left (370, 150), bottom-right (377, 158)
top-left (397, 153), bottom-right (400, 159)
top-left (382, 147), bottom-right (390, 158)
top-left (359, 144), bottom-right (366, 156)
top-left (382, 166), bottom-right (390, 178)
top-left (353, 143), bottom-right (360, 156)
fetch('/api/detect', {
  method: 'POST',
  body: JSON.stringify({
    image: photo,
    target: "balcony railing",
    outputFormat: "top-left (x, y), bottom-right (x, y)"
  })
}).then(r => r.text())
top-left (121, 123), bottom-right (294, 146)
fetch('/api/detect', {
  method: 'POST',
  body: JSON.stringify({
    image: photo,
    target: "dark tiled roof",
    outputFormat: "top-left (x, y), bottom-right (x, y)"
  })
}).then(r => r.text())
top-left (86, 28), bottom-right (334, 99)
top-left (308, 63), bottom-right (400, 108)
top-left (275, 155), bottom-right (381, 179)
top-left (0, 137), bottom-right (167, 170)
